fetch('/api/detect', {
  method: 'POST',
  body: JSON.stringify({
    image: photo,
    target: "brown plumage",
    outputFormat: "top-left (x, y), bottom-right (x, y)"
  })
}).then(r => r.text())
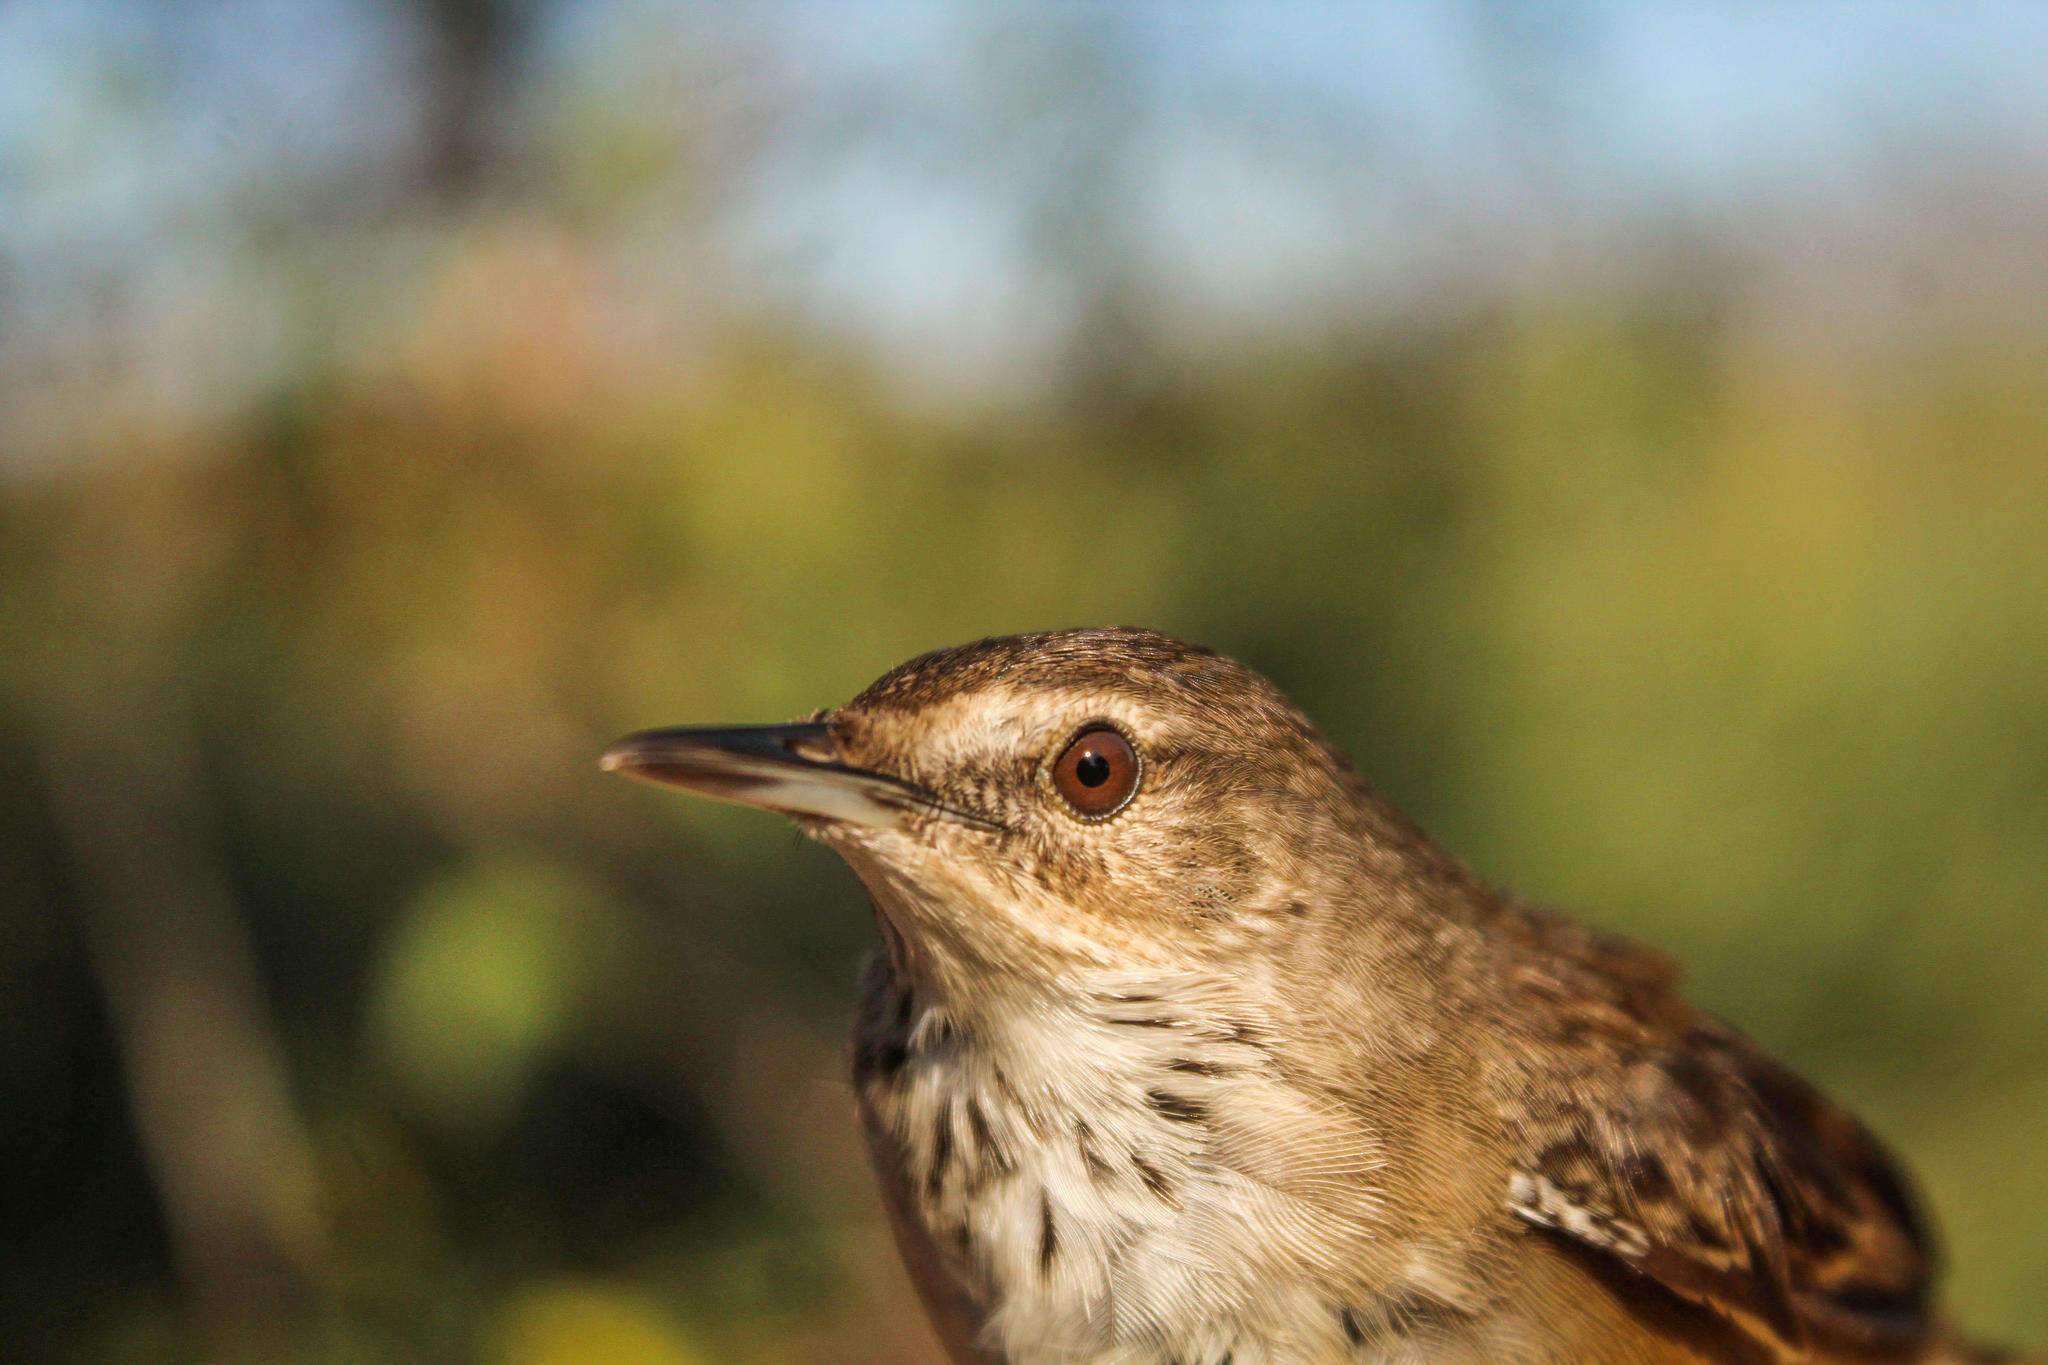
top-left (604, 628), bottom-right (2027, 1364)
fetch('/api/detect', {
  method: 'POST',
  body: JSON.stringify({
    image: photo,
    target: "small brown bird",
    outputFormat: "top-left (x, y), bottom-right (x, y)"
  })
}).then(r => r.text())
top-left (603, 629), bottom-right (2021, 1364)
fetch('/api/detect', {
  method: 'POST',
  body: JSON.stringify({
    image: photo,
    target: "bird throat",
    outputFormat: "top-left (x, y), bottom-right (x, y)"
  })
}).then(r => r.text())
top-left (833, 837), bottom-right (1492, 1361)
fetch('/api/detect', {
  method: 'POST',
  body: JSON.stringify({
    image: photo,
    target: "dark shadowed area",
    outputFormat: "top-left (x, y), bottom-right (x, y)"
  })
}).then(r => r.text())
top-left (2, 3), bottom-right (2045, 1360)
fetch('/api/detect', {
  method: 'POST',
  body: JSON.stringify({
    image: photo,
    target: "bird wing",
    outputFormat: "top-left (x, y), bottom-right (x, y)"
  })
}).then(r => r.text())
top-left (1492, 907), bottom-right (1937, 1358)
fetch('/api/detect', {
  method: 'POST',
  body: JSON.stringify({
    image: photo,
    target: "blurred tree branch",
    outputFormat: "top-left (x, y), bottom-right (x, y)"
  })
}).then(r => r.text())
top-left (417, 0), bottom-right (543, 199)
top-left (25, 485), bottom-right (329, 1349)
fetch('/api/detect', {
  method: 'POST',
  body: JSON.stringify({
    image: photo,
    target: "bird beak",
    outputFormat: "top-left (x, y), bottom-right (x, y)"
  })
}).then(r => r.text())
top-left (601, 721), bottom-right (958, 830)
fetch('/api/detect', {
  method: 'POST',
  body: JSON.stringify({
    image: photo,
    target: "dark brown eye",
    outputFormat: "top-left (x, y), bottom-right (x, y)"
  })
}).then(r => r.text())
top-left (1051, 725), bottom-right (1140, 819)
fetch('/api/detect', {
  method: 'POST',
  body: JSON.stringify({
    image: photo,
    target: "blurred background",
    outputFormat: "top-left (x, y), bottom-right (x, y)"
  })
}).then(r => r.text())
top-left (3, 2), bottom-right (2046, 1360)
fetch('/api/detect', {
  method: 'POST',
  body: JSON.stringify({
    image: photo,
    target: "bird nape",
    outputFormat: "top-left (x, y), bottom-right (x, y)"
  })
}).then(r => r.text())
top-left (604, 627), bottom-right (2024, 1365)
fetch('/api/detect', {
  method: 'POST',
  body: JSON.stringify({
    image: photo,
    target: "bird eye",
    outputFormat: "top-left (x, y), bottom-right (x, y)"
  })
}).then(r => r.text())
top-left (1051, 725), bottom-right (1140, 819)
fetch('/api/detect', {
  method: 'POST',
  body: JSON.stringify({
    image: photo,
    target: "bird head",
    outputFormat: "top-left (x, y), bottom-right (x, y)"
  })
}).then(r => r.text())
top-left (602, 629), bottom-right (1418, 999)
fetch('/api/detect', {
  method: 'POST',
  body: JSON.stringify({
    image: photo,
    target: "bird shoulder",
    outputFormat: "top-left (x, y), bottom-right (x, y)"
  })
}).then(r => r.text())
top-left (1487, 903), bottom-right (1937, 1360)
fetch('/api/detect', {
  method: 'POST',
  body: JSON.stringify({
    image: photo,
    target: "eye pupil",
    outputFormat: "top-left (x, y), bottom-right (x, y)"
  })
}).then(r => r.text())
top-left (1052, 725), bottom-right (1139, 818)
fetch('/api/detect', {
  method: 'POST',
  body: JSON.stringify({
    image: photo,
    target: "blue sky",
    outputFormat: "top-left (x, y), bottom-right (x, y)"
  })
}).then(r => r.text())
top-left (3, 1), bottom-right (2046, 410)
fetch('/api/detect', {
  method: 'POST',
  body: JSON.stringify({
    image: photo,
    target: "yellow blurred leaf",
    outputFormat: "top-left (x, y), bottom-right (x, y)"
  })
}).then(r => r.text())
top-left (487, 1278), bottom-right (706, 1365)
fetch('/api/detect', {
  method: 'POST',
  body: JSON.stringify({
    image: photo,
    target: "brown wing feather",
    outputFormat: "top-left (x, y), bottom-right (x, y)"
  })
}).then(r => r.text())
top-left (1493, 906), bottom-right (1937, 1358)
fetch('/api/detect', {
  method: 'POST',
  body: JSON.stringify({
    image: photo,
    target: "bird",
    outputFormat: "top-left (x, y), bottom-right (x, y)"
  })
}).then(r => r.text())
top-left (601, 628), bottom-right (2023, 1365)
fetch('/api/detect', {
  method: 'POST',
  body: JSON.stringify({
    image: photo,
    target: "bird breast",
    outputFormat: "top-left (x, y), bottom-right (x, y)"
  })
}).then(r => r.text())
top-left (851, 960), bottom-right (1487, 1364)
